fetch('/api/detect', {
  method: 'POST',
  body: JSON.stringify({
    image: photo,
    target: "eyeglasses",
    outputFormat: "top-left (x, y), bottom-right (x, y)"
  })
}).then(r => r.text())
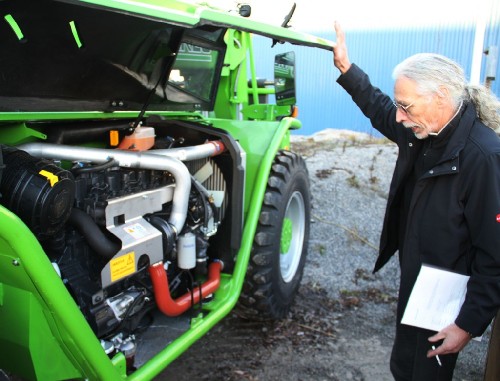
top-left (393, 100), bottom-right (416, 115)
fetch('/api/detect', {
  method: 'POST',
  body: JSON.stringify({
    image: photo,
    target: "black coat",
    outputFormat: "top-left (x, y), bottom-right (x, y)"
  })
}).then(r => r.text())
top-left (338, 64), bottom-right (500, 337)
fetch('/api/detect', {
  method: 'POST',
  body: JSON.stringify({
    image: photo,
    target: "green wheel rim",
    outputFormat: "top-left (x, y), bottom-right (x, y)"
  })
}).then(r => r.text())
top-left (280, 190), bottom-right (305, 283)
top-left (281, 218), bottom-right (293, 254)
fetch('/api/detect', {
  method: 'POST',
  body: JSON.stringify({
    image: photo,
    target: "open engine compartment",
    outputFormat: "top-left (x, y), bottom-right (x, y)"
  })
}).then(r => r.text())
top-left (0, 0), bottom-right (334, 377)
top-left (0, 118), bottom-right (245, 370)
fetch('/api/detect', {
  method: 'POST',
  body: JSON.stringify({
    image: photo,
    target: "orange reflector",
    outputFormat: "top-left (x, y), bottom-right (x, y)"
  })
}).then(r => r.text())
top-left (109, 130), bottom-right (119, 146)
top-left (290, 105), bottom-right (298, 118)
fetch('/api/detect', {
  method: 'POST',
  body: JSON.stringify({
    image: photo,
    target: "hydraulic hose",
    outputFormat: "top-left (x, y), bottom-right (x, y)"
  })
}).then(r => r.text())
top-left (148, 260), bottom-right (223, 317)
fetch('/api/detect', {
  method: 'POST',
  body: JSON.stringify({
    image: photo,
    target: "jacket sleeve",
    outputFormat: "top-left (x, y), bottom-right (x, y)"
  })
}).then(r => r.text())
top-left (456, 148), bottom-right (500, 336)
top-left (336, 64), bottom-right (404, 144)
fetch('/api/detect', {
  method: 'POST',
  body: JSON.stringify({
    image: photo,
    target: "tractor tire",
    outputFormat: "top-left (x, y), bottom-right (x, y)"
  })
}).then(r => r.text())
top-left (240, 150), bottom-right (311, 319)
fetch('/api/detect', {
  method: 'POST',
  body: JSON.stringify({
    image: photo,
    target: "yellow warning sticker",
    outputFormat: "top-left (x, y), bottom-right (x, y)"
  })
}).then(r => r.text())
top-left (124, 223), bottom-right (148, 239)
top-left (110, 252), bottom-right (136, 282)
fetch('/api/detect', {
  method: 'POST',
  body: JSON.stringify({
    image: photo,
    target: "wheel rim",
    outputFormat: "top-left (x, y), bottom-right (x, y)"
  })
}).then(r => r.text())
top-left (280, 190), bottom-right (305, 283)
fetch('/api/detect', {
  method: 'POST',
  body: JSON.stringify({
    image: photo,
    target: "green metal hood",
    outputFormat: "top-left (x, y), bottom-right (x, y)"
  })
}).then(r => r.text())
top-left (78, 0), bottom-right (334, 50)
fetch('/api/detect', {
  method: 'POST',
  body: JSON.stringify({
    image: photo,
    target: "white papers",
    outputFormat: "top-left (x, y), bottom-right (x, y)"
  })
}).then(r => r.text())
top-left (401, 264), bottom-right (469, 332)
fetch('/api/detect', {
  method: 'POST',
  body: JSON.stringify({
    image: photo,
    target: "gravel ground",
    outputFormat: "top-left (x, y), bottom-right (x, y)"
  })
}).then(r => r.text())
top-left (158, 129), bottom-right (491, 381)
top-left (295, 130), bottom-right (491, 380)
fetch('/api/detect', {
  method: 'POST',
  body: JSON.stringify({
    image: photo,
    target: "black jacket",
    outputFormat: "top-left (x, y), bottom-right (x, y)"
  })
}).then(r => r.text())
top-left (338, 64), bottom-right (500, 336)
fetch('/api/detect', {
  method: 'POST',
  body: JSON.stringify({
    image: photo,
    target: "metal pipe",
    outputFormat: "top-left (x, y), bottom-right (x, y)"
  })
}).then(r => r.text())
top-left (148, 260), bottom-right (223, 317)
top-left (19, 143), bottom-right (191, 233)
top-left (151, 140), bottom-right (225, 161)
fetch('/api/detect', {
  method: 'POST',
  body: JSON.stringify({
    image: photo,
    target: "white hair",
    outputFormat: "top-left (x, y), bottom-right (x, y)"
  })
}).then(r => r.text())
top-left (392, 53), bottom-right (500, 131)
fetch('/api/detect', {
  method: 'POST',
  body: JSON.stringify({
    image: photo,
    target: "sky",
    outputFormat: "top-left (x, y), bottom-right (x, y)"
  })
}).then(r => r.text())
top-left (204, 0), bottom-right (494, 33)
top-left (202, 0), bottom-right (497, 84)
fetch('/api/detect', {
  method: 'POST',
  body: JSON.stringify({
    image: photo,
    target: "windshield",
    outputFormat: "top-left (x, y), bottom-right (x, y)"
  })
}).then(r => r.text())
top-left (168, 43), bottom-right (219, 103)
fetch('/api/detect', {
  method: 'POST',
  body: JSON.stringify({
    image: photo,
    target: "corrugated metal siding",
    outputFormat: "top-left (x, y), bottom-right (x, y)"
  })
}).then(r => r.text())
top-left (252, 5), bottom-right (500, 136)
top-left (484, 1), bottom-right (500, 95)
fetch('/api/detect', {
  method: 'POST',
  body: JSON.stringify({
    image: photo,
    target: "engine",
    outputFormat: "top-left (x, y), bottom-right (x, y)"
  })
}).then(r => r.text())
top-left (0, 135), bottom-right (229, 364)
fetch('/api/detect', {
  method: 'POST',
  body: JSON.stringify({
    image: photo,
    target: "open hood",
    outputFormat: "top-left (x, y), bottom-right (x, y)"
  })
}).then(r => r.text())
top-left (0, 0), bottom-right (232, 113)
top-left (0, 0), bottom-right (333, 114)
top-left (77, 0), bottom-right (334, 50)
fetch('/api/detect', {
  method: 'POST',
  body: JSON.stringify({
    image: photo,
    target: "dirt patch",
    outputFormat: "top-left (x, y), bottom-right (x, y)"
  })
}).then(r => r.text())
top-left (157, 138), bottom-right (490, 381)
top-left (158, 282), bottom-right (395, 381)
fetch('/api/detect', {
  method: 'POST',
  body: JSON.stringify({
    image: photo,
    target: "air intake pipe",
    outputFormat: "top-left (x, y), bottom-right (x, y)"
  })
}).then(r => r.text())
top-left (19, 143), bottom-right (191, 233)
top-left (152, 140), bottom-right (225, 161)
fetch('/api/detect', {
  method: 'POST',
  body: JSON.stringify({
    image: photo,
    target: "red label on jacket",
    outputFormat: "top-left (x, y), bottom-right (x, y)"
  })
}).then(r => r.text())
top-left (497, 214), bottom-right (500, 223)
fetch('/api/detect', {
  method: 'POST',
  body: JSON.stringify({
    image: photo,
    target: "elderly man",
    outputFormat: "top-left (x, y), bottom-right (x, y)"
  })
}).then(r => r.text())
top-left (332, 22), bottom-right (500, 380)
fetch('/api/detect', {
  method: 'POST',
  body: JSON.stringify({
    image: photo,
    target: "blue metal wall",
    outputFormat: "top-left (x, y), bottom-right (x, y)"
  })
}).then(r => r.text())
top-left (485, 1), bottom-right (500, 96)
top-left (252, 15), bottom-right (500, 137)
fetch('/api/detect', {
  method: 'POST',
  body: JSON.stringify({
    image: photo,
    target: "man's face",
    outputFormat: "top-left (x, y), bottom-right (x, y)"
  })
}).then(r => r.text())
top-left (393, 76), bottom-right (442, 139)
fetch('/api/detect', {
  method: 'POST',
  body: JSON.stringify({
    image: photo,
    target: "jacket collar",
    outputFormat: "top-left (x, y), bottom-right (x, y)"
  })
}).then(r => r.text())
top-left (408, 102), bottom-right (476, 178)
top-left (437, 101), bottom-right (476, 163)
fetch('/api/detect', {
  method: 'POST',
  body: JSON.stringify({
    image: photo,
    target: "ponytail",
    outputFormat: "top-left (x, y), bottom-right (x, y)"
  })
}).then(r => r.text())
top-left (466, 85), bottom-right (500, 132)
